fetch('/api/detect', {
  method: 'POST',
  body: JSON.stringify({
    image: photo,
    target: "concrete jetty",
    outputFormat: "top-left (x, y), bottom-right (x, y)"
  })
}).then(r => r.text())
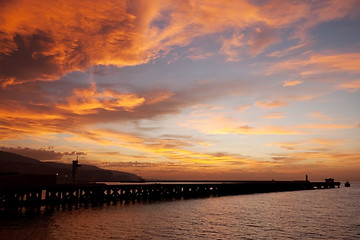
top-left (0, 178), bottom-right (340, 209)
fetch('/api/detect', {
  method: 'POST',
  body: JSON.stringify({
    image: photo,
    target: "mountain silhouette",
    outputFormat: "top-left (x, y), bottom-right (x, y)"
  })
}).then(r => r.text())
top-left (0, 150), bottom-right (142, 182)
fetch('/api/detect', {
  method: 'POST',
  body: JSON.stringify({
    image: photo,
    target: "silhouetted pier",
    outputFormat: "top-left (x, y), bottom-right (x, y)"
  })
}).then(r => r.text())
top-left (0, 179), bottom-right (340, 209)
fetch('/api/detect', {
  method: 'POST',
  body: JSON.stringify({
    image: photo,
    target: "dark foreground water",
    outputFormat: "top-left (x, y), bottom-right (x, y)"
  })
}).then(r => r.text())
top-left (1, 183), bottom-right (359, 240)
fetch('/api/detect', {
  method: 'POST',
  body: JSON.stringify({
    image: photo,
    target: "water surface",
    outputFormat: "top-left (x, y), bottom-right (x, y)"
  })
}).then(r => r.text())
top-left (1, 183), bottom-right (359, 239)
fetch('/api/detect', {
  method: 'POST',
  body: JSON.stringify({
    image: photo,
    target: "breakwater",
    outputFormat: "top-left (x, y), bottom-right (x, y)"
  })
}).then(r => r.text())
top-left (0, 180), bottom-right (340, 209)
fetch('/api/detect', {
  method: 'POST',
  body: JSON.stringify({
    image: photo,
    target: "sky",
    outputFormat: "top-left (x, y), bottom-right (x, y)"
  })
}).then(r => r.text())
top-left (1, 0), bottom-right (360, 181)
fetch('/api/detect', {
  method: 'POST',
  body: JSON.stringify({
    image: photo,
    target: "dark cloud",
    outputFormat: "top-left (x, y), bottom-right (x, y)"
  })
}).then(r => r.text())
top-left (0, 0), bottom-right (139, 87)
top-left (0, 32), bottom-right (64, 87)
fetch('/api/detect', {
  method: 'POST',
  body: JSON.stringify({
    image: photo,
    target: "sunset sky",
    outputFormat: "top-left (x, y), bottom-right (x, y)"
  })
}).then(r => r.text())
top-left (1, 0), bottom-right (359, 181)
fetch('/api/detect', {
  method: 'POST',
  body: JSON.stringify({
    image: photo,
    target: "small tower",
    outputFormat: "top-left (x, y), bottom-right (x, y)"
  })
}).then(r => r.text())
top-left (306, 174), bottom-right (309, 182)
top-left (72, 156), bottom-right (81, 182)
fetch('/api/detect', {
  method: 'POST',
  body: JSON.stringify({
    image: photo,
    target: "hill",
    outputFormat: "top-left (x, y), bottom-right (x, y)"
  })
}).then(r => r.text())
top-left (0, 150), bottom-right (142, 182)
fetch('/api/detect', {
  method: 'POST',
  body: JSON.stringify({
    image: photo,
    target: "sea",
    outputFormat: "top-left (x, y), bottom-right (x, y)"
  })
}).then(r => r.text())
top-left (1, 182), bottom-right (359, 240)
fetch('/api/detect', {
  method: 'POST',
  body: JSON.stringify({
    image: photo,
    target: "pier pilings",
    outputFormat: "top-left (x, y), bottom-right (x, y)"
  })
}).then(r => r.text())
top-left (0, 180), bottom-right (340, 209)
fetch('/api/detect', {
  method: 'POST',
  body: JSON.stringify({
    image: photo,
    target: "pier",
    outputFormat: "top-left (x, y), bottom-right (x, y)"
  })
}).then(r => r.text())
top-left (0, 179), bottom-right (340, 209)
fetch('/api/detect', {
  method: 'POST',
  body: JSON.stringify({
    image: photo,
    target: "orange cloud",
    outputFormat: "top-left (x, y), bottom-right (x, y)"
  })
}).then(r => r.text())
top-left (269, 141), bottom-right (301, 151)
top-left (282, 80), bottom-right (303, 87)
top-left (309, 53), bottom-right (360, 72)
top-left (144, 90), bottom-right (174, 105)
top-left (184, 115), bottom-right (298, 135)
top-left (247, 26), bottom-right (280, 56)
top-left (0, 0), bottom-right (140, 86)
top-left (0, 74), bottom-right (254, 142)
top-left (307, 111), bottom-right (331, 121)
top-left (267, 53), bottom-right (360, 75)
top-left (270, 138), bottom-right (343, 151)
top-left (267, 43), bottom-right (306, 58)
top-left (285, 95), bottom-right (317, 102)
top-left (0, 108), bottom-right (64, 121)
top-left (65, 127), bottom-right (265, 170)
top-left (255, 100), bottom-right (288, 108)
top-left (261, 112), bottom-right (285, 119)
top-left (220, 33), bottom-right (244, 62)
top-left (2, 0), bottom-right (358, 87)
top-left (298, 124), bottom-right (354, 129)
top-left (272, 151), bottom-right (360, 166)
top-left (57, 84), bottom-right (145, 114)
top-left (310, 138), bottom-right (342, 147)
top-left (186, 48), bottom-right (214, 61)
top-left (0, 116), bottom-right (63, 140)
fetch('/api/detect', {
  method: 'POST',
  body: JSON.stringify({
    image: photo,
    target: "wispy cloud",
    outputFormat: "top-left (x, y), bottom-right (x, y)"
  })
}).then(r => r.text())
top-left (255, 100), bottom-right (288, 108)
top-left (65, 127), bottom-right (262, 169)
top-left (307, 111), bottom-right (331, 121)
top-left (267, 43), bottom-right (306, 58)
top-left (261, 112), bottom-right (286, 119)
top-left (235, 104), bottom-right (251, 112)
top-left (337, 79), bottom-right (360, 92)
top-left (297, 123), bottom-right (354, 129)
top-left (266, 53), bottom-right (360, 75)
top-left (183, 115), bottom-right (298, 135)
top-left (272, 151), bottom-right (360, 167)
top-left (220, 33), bottom-right (244, 62)
top-left (270, 138), bottom-right (343, 151)
top-left (282, 80), bottom-right (303, 87)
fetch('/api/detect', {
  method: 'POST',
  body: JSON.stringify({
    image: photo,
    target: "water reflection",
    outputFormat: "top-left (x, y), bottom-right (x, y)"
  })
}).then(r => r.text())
top-left (1, 183), bottom-right (359, 240)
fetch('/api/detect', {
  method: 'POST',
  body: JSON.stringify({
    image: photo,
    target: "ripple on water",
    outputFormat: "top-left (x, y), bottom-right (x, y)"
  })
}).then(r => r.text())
top-left (1, 183), bottom-right (360, 240)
